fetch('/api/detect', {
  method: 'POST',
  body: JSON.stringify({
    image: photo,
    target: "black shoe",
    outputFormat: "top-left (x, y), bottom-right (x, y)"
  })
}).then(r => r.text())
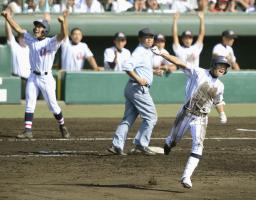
top-left (134, 145), bottom-right (156, 156)
top-left (108, 146), bottom-right (127, 156)
top-left (59, 125), bottom-right (70, 138)
top-left (164, 143), bottom-right (171, 155)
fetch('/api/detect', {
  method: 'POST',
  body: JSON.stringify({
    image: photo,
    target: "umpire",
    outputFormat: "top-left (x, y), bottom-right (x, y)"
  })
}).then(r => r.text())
top-left (108, 28), bottom-right (158, 156)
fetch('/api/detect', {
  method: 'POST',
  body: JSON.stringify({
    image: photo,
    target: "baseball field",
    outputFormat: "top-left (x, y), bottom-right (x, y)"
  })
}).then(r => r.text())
top-left (0, 102), bottom-right (255, 200)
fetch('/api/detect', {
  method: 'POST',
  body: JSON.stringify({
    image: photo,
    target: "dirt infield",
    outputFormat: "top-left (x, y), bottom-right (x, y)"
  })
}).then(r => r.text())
top-left (0, 117), bottom-right (255, 200)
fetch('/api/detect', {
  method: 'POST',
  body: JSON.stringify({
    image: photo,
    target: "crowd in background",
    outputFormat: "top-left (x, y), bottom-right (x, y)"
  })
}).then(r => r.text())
top-left (2, 0), bottom-right (256, 13)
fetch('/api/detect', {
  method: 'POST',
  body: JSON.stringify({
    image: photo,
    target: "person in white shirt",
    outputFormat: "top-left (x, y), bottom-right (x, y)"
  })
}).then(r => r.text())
top-left (212, 30), bottom-right (240, 70)
top-left (61, 27), bottom-right (102, 71)
top-left (153, 33), bottom-right (176, 76)
top-left (104, 32), bottom-right (131, 71)
top-left (5, 15), bottom-right (30, 79)
top-left (172, 11), bottom-right (205, 68)
top-left (77, 0), bottom-right (104, 12)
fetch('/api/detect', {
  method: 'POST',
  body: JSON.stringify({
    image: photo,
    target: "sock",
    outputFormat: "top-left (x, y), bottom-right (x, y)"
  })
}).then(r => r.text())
top-left (182, 154), bottom-right (201, 178)
top-left (24, 112), bottom-right (33, 130)
top-left (54, 112), bottom-right (64, 126)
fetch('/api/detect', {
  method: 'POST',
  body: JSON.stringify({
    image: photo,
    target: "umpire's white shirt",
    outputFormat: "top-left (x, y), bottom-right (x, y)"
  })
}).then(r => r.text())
top-left (212, 43), bottom-right (236, 63)
top-left (8, 35), bottom-right (31, 78)
top-left (61, 37), bottom-right (93, 71)
top-left (173, 42), bottom-right (203, 68)
top-left (24, 32), bottom-right (61, 73)
top-left (123, 44), bottom-right (154, 86)
top-left (104, 46), bottom-right (131, 71)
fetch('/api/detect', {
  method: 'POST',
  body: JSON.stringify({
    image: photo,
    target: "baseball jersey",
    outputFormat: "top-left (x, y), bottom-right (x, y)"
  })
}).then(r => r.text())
top-left (24, 32), bottom-right (61, 73)
top-left (7, 35), bottom-right (31, 78)
top-left (123, 44), bottom-right (154, 86)
top-left (173, 42), bottom-right (203, 68)
top-left (61, 37), bottom-right (93, 71)
top-left (182, 66), bottom-right (224, 114)
top-left (153, 48), bottom-right (171, 67)
top-left (104, 46), bottom-right (131, 71)
top-left (212, 43), bottom-right (236, 63)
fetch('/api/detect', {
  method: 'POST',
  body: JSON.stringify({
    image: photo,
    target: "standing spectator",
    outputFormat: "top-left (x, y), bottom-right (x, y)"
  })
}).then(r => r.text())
top-left (212, 30), bottom-right (240, 70)
top-left (101, 0), bottom-right (133, 12)
top-left (107, 28), bottom-right (157, 156)
top-left (104, 32), bottom-right (131, 71)
top-left (23, 0), bottom-right (40, 13)
top-left (171, 0), bottom-right (198, 12)
top-left (209, 0), bottom-right (233, 12)
top-left (172, 12), bottom-right (205, 68)
top-left (7, 0), bottom-right (22, 13)
top-left (78, 0), bottom-right (104, 12)
top-left (61, 27), bottom-right (102, 71)
top-left (127, 0), bottom-right (147, 11)
top-left (146, 0), bottom-right (161, 12)
top-left (153, 33), bottom-right (176, 76)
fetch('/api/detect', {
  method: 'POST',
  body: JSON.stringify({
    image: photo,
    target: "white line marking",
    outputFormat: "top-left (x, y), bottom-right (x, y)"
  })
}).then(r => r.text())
top-left (236, 128), bottom-right (256, 132)
top-left (0, 137), bottom-right (256, 142)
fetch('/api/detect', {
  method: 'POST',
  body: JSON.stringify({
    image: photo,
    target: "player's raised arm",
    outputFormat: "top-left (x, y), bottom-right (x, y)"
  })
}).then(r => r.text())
top-left (57, 10), bottom-right (69, 42)
top-left (1, 10), bottom-right (25, 35)
top-left (172, 12), bottom-right (180, 46)
top-left (196, 11), bottom-right (205, 44)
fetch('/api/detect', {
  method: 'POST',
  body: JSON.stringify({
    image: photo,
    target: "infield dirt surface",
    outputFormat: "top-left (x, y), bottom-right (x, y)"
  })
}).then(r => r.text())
top-left (0, 117), bottom-right (255, 200)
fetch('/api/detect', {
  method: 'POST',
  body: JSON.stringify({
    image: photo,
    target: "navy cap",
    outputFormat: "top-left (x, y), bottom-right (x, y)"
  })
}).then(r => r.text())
top-left (181, 30), bottom-right (193, 38)
top-left (222, 30), bottom-right (237, 39)
top-left (114, 32), bottom-right (126, 40)
top-left (154, 33), bottom-right (166, 41)
top-left (33, 19), bottom-right (50, 34)
top-left (138, 28), bottom-right (155, 38)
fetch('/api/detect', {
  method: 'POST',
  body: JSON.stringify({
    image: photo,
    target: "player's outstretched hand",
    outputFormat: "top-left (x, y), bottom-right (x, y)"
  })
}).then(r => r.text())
top-left (1, 10), bottom-right (9, 18)
top-left (219, 112), bottom-right (227, 124)
top-left (63, 9), bottom-right (69, 18)
top-left (58, 16), bottom-right (64, 23)
top-left (173, 12), bottom-right (180, 20)
top-left (151, 46), bottom-right (161, 56)
top-left (198, 11), bottom-right (204, 19)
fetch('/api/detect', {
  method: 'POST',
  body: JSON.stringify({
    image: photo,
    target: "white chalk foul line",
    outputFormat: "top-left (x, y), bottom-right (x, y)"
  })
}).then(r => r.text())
top-left (0, 137), bottom-right (256, 142)
top-left (236, 128), bottom-right (256, 132)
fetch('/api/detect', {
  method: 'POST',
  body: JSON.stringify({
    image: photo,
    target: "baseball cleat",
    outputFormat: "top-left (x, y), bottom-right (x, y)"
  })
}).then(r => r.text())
top-left (133, 145), bottom-right (156, 156)
top-left (17, 130), bottom-right (33, 139)
top-left (164, 143), bottom-right (171, 155)
top-left (108, 146), bottom-right (127, 156)
top-left (59, 125), bottom-right (70, 139)
top-left (181, 177), bottom-right (192, 189)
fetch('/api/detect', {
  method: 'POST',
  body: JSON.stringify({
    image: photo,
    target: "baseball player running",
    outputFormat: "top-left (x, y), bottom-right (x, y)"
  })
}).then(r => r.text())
top-left (108, 28), bottom-right (158, 156)
top-left (1, 10), bottom-right (70, 139)
top-left (152, 46), bottom-right (230, 189)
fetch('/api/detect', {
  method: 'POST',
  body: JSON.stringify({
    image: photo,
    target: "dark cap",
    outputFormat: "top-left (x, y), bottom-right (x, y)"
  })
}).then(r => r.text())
top-left (154, 33), bottom-right (166, 42)
top-left (222, 30), bottom-right (237, 39)
top-left (114, 32), bottom-right (126, 40)
top-left (138, 28), bottom-right (155, 38)
top-left (33, 19), bottom-right (50, 34)
top-left (181, 30), bottom-right (193, 38)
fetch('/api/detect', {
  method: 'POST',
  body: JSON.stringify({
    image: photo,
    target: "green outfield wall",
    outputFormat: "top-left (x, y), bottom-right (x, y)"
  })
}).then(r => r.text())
top-left (64, 71), bottom-right (256, 104)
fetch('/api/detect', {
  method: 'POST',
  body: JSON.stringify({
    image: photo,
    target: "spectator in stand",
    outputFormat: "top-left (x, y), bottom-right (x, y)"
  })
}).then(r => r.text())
top-left (146, 0), bottom-right (161, 12)
top-left (61, 27), bottom-right (103, 71)
top-left (212, 30), bottom-right (240, 70)
top-left (230, 0), bottom-right (255, 12)
top-left (127, 0), bottom-right (147, 11)
top-left (7, 0), bottom-right (22, 13)
top-left (23, 0), bottom-right (40, 13)
top-left (196, 0), bottom-right (208, 11)
top-left (76, 0), bottom-right (104, 12)
top-left (209, 0), bottom-right (233, 12)
top-left (171, 0), bottom-right (198, 13)
top-left (101, 0), bottom-right (133, 12)
top-left (153, 33), bottom-right (177, 76)
top-left (104, 32), bottom-right (131, 71)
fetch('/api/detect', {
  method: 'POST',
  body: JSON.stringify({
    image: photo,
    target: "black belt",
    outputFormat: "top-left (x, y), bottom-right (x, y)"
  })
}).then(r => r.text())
top-left (128, 79), bottom-right (150, 88)
top-left (33, 71), bottom-right (48, 75)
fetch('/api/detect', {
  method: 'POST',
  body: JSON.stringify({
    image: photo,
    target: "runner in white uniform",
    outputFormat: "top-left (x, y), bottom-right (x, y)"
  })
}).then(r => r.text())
top-left (212, 30), bottom-right (240, 70)
top-left (1, 10), bottom-right (70, 139)
top-left (5, 21), bottom-right (30, 79)
top-left (152, 46), bottom-right (230, 189)
top-left (104, 32), bottom-right (131, 71)
top-left (61, 27), bottom-right (102, 71)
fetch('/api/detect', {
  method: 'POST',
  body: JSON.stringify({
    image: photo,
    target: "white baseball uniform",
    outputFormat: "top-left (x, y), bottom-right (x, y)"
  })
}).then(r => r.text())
top-left (104, 46), bottom-right (131, 71)
top-left (212, 43), bottom-right (236, 63)
top-left (153, 48), bottom-right (171, 67)
top-left (7, 35), bottom-right (31, 79)
top-left (172, 42), bottom-right (203, 68)
top-left (61, 37), bottom-right (93, 71)
top-left (24, 32), bottom-right (61, 115)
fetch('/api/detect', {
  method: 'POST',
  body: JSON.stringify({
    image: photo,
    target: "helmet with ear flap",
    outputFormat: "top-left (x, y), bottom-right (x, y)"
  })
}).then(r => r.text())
top-left (211, 56), bottom-right (230, 74)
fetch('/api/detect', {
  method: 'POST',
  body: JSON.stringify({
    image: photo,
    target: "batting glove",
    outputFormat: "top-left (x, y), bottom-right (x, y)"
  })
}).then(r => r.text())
top-left (219, 112), bottom-right (227, 124)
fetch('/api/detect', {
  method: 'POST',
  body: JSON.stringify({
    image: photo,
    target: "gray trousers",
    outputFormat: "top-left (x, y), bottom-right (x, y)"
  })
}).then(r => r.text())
top-left (112, 81), bottom-right (157, 150)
